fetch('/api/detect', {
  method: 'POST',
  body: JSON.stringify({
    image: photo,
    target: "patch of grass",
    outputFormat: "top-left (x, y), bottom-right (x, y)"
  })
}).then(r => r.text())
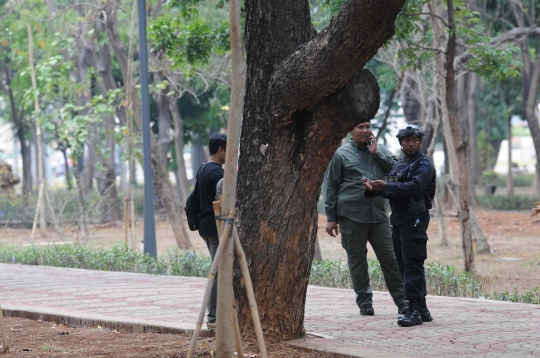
top-left (477, 195), bottom-right (536, 211)
top-left (1, 245), bottom-right (538, 305)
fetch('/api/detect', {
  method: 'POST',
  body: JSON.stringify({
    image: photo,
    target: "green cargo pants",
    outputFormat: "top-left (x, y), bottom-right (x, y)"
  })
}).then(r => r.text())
top-left (339, 216), bottom-right (407, 309)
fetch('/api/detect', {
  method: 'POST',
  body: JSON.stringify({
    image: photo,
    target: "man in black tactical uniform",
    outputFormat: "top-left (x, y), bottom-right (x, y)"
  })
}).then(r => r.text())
top-left (363, 124), bottom-right (435, 327)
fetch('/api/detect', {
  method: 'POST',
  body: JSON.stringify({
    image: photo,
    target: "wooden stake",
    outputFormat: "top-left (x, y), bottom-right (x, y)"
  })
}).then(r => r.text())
top-left (0, 305), bottom-right (9, 352)
top-left (187, 208), bottom-right (236, 358)
top-left (232, 226), bottom-right (267, 358)
top-left (214, 200), bottom-right (243, 357)
top-left (30, 182), bottom-right (45, 243)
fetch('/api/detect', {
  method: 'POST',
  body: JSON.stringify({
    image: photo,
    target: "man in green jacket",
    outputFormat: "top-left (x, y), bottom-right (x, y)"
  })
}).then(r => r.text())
top-left (325, 122), bottom-right (408, 316)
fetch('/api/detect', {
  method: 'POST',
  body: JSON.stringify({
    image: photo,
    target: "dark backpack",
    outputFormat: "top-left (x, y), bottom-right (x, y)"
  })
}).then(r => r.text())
top-left (184, 164), bottom-right (206, 231)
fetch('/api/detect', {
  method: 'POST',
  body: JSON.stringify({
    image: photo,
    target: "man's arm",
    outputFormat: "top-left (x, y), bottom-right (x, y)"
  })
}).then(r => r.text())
top-left (384, 159), bottom-right (435, 199)
top-left (324, 152), bottom-right (343, 235)
top-left (209, 167), bottom-right (224, 200)
top-left (372, 144), bottom-right (398, 174)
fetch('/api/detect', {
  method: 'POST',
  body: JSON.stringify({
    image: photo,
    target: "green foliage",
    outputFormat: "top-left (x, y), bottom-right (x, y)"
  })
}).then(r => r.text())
top-left (481, 170), bottom-right (498, 184)
top-left (149, 4), bottom-right (229, 70)
top-left (0, 244), bottom-right (210, 276)
top-left (1, 245), bottom-right (539, 305)
top-left (491, 287), bottom-right (540, 305)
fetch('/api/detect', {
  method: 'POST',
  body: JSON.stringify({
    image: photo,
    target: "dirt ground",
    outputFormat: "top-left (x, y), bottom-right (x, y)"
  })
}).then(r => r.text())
top-left (0, 317), bottom-right (328, 358)
top-left (0, 209), bottom-right (539, 293)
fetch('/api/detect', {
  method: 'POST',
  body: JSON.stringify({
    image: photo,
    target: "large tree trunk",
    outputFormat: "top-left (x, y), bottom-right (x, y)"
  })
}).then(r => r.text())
top-left (103, 0), bottom-right (191, 249)
top-left (236, 0), bottom-right (405, 340)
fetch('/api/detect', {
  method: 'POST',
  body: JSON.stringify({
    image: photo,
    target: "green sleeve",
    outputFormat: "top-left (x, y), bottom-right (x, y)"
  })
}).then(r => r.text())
top-left (324, 151), bottom-right (343, 223)
top-left (373, 144), bottom-right (398, 174)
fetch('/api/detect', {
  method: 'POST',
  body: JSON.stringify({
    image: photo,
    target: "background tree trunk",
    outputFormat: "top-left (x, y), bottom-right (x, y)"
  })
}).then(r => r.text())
top-left (103, 0), bottom-right (191, 249)
top-left (236, 0), bottom-right (405, 340)
top-left (169, 98), bottom-right (191, 202)
top-left (507, 115), bottom-right (514, 196)
top-left (431, 0), bottom-right (476, 271)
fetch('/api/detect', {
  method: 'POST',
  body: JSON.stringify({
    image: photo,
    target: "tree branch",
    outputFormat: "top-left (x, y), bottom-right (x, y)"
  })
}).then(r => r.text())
top-left (454, 27), bottom-right (540, 71)
top-left (409, 12), bottom-right (449, 28)
top-left (268, 0), bottom-right (406, 124)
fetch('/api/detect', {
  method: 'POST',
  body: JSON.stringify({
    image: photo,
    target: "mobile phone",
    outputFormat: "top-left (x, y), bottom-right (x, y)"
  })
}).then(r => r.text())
top-left (368, 131), bottom-right (374, 146)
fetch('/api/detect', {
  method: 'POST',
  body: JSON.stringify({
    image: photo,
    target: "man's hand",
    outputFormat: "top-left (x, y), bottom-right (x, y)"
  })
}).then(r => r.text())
top-left (361, 177), bottom-right (373, 191)
top-left (367, 133), bottom-right (377, 154)
top-left (370, 180), bottom-right (386, 191)
top-left (326, 221), bottom-right (339, 237)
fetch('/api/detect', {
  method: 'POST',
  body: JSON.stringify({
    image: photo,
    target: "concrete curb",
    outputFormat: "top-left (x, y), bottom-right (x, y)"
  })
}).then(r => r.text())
top-left (1, 304), bottom-right (215, 338)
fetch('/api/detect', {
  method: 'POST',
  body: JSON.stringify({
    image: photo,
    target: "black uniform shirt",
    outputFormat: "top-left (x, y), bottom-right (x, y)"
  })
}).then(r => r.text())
top-left (383, 151), bottom-right (435, 206)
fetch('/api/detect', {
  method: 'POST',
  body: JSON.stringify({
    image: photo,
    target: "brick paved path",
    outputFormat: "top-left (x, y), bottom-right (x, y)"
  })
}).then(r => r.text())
top-left (1, 264), bottom-right (539, 357)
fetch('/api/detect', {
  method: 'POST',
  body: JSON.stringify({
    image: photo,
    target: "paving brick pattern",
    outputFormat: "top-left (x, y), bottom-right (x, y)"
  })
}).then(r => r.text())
top-left (1, 264), bottom-right (539, 357)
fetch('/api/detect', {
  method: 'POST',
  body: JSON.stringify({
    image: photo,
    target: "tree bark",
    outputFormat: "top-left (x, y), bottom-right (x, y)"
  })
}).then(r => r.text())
top-left (103, 0), bottom-right (191, 249)
top-left (3, 67), bottom-right (32, 196)
top-left (466, 73), bottom-right (480, 188)
top-left (507, 115), bottom-right (514, 196)
top-left (431, 0), bottom-right (475, 271)
top-left (154, 73), bottom-right (173, 169)
top-left (75, 48), bottom-right (95, 194)
top-left (169, 98), bottom-right (191, 203)
top-left (400, 71), bottom-right (423, 126)
top-left (61, 149), bottom-right (73, 191)
top-left (236, 0), bottom-right (404, 340)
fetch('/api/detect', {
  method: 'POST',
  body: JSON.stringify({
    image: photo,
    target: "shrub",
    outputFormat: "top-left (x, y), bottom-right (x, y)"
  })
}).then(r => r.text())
top-left (1, 245), bottom-right (538, 305)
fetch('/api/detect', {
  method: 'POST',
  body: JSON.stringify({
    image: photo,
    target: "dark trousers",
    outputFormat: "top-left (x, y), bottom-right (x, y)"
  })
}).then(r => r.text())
top-left (202, 234), bottom-right (219, 322)
top-left (339, 216), bottom-right (406, 308)
top-left (391, 213), bottom-right (429, 306)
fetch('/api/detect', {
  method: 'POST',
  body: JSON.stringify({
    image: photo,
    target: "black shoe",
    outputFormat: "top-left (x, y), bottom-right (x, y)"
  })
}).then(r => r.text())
top-left (207, 321), bottom-right (216, 330)
top-left (397, 302), bottom-right (409, 315)
top-left (420, 308), bottom-right (433, 322)
top-left (397, 308), bottom-right (423, 327)
top-left (360, 304), bottom-right (374, 316)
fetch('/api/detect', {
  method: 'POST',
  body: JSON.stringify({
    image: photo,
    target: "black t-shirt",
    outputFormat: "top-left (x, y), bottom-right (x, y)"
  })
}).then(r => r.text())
top-left (197, 162), bottom-right (224, 237)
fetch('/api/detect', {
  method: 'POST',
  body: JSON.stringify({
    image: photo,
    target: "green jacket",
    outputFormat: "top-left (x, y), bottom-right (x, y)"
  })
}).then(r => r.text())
top-left (325, 140), bottom-right (398, 224)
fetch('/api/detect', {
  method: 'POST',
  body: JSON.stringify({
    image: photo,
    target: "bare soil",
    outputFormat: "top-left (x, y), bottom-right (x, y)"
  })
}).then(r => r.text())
top-left (0, 318), bottom-right (329, 358)
top-left (0, 210), bottom-right (539, 293)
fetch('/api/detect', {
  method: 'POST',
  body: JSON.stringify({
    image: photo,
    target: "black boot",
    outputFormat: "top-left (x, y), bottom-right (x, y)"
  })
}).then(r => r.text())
top-left (360, 304), bottom-right (374, 316)
top-left (398, 299), bottom-right (423, 327)
top-left (420, 298), bottom-right (433, 322)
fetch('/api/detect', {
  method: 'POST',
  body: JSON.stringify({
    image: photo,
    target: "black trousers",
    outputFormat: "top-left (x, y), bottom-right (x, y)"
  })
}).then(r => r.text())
top-left (391, 212), bottom-right (430, 305)
top-left (201, 234), bottom-right (219, 322)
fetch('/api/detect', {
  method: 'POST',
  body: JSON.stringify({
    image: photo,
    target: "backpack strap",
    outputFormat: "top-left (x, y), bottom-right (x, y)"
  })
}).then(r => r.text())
top-left (196, 163), bottom-right (207, 213)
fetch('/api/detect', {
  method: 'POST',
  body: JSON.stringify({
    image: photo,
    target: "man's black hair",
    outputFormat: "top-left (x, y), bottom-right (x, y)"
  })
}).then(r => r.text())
top-left (209, 133), bottom-right (227, 155)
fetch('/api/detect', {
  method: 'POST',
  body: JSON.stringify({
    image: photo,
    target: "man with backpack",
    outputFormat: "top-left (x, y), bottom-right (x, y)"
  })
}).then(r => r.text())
top-left (187, 133), bottom-right (227, 329)
top-left (363, 124), bottom-right (436, 327)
